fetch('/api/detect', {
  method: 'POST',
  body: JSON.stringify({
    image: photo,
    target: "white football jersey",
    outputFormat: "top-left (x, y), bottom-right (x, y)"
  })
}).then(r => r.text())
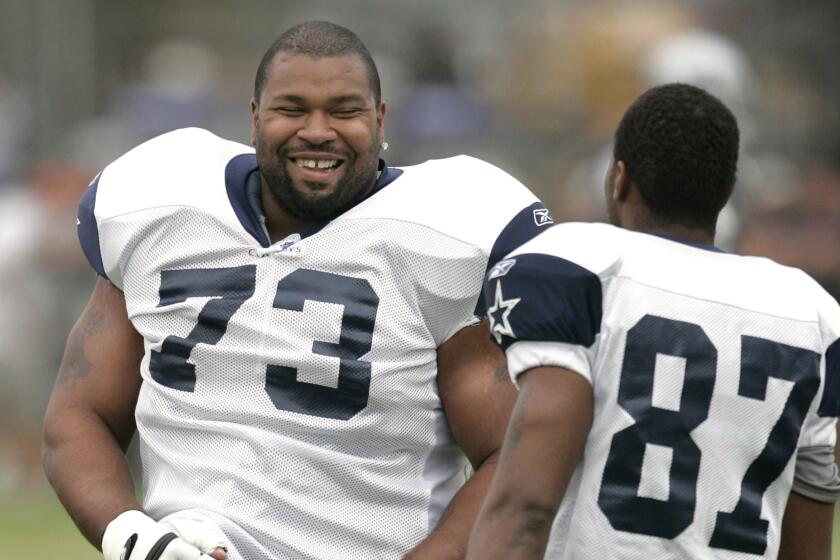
top-left (77, 128), bottom-right (551, 559)
top-left (485, 222), bottom-right (840, 559)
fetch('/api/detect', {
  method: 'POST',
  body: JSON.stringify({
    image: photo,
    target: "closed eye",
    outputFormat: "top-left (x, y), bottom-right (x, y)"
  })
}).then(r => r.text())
top-left (333, 108), bottom-right (363, 119)
top-left (274, 107), bottom-right (305, 116)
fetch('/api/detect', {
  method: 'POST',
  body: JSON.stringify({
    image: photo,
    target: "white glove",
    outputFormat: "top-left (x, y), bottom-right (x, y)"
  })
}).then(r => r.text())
top-left (102, 510), bottom-right (228, 560)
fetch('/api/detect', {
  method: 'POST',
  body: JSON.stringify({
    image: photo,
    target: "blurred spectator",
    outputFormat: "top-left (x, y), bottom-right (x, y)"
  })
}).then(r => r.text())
top-left (559, 27), bottom-right (783, 251)
top-left (389, 24), bottom-right (491, 163)
top-left (105, 39), bottom-right (234, 144)
top-left (0, 161), bottom-right (91, 493)
top-left (640, 30), bottom-right (757, 143)
top-left (739, 156), bottom-right (840, 300)
top-left (0, 77), bottom-right (31, 186)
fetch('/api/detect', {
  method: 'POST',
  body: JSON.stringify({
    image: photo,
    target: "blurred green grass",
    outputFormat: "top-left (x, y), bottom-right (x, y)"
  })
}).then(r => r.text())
top-left (0, 487), bottom-right (98, 559)
top-left (2, 487), bottom-right (840, 559)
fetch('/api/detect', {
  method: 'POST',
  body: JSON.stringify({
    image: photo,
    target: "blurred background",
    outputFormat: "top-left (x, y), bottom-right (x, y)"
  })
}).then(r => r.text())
top-left (0, 0), bottom-right (839, 557)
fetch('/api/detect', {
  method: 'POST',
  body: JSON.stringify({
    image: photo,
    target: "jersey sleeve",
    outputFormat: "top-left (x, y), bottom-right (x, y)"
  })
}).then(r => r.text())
top-left (378, 155), bottom-right (552, 343)
top-left (817, 289), bottom-right (840, 417)
top-left (473, 201), bottom-right (554, 318)
top-left (791, 279), bottom-right (840, 502)
top-left (77, 172), bottom-right (107, 278)
top-left (75, 128), bottom-right (255, 290)
top-left (484, 249), bottom-right (603, 386)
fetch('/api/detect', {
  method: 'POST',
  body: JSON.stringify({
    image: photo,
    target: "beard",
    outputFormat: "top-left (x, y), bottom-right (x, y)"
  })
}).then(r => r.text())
top-left (257, 137), bottom-right (381, 223)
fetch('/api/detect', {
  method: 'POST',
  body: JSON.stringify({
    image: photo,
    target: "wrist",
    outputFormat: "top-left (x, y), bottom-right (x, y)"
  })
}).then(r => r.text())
top-left (101, 509), bottom-right (174, 560)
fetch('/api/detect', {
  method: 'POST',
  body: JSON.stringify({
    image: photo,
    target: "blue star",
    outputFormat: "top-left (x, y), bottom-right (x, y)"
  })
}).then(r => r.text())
top-left (487, 280), bottom-right (521, 344)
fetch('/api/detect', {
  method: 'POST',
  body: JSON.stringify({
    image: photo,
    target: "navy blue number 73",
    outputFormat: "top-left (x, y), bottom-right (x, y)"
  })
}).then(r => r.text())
top-left (149, 266), bottom-right (378, 421)
top-left (597, 314), bottom-right (820, 555)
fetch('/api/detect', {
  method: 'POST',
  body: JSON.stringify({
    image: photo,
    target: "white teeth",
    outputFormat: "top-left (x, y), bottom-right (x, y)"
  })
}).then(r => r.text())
top-left (295, 159), bottom-right (339, 170)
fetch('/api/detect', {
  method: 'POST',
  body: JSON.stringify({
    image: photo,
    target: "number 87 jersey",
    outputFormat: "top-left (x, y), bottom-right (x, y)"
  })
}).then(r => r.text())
top-left (76, 128), bottom-right (549, 559)
top-left (485, 222), bottom-right (840, 559)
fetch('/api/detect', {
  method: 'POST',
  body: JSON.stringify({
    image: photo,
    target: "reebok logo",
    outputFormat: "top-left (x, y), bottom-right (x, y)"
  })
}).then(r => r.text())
top-left (533, 208), bottom-right (554, 226)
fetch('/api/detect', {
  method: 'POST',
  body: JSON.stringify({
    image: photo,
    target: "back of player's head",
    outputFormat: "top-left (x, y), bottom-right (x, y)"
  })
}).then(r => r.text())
top-left (254, 21), bottom-right (381, 106)
top-left (613, 83), bottom-right (739, 232)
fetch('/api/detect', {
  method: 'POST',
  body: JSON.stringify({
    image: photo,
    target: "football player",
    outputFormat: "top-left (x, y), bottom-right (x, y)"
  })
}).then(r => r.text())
top-left (467, 83), bottom-right (840, 559)
top-left (42, 21), bottom-right (553, 560)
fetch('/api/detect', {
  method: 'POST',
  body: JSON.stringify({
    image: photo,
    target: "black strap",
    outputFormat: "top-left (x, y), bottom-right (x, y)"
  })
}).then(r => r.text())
top-left (120, 534), bottom-right (138, 560)
top-left (145, 532), bottom-right (179, 560)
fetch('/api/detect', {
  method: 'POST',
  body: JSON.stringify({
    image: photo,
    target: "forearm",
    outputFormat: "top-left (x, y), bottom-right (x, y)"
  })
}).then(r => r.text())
top-left (404, 454), bottom-right (500, 560)
top-left (43, 408), bottom-right (141, 549)
top-left (466, 367), bottom-right (593, 560)
top-left (778, 491), bottom-right (834, 560)
top-left (466, 487), bottom-right (555, 560)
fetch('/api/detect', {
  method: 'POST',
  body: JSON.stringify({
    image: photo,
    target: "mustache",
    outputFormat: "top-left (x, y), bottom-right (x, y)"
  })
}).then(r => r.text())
top-left (278, 144), bottom-right (351, 159)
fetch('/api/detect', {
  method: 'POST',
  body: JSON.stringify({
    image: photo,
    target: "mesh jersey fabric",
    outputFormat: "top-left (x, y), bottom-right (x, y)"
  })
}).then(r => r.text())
top-left (77, 128), bottom-right (549, 559)
top-left (485, 222), bottom-right (840, 560)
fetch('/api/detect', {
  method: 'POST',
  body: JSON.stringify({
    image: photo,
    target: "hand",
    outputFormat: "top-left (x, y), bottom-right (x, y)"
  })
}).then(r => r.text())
top-left (102, 510), bottom-right (229, 560)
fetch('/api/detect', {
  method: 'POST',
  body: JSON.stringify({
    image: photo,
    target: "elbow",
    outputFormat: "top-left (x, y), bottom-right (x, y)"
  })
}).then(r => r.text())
top-left (41, 401), bottom-right (84, 482)
top-left (41, 406), bottom-right (64, 482)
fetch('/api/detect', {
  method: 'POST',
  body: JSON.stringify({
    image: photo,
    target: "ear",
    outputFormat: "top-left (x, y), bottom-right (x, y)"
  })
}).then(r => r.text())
top-left (612, 160), bottom-right (630, 202)
top-left (249, 98), bottom-right (259, 147)
top-left (376, 102), bottom-right (387, 142)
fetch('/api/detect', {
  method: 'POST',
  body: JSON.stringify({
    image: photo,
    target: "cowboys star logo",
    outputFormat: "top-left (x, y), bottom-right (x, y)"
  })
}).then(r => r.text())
top-left (487, 280), bottom-right (521, 344)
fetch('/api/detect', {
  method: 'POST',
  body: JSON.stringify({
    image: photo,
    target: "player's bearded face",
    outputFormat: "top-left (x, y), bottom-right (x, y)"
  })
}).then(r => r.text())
top-left (256, 130), bottom-right (380, 222)
top-left (252, 53), bottom-right (385, 223)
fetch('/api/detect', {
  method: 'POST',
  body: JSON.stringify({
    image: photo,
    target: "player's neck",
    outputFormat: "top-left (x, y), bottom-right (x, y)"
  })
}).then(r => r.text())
top-left (265, 214), bottom-right (314, 243)
top-left (618, 189), bottom-right (716, 246)
top-left (259, 183), bottom-right (319, 243)
top-left (622, 211), bottom-right (715, 246)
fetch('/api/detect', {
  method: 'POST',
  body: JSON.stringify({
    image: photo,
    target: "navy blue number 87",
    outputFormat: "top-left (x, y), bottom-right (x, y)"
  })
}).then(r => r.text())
top-left (149, 266), bottom-right (379, 421)
top-left (598, 314), bottom-right (820, 555)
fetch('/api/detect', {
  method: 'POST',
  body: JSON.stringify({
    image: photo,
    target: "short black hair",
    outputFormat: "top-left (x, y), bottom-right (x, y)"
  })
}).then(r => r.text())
top-left (613, 83), bottom-right (739, 232)
top-left (254, 21), bottom-right (381, 105)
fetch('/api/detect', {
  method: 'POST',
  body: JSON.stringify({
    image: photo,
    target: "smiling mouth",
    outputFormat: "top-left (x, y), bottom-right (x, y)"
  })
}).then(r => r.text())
top-left (291, 158), bottom-right (343, 171)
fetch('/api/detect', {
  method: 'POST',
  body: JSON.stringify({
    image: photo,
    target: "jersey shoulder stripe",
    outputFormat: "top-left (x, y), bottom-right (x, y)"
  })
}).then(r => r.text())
top-left (819, 338), bottom-right (840, 416)
top-left (76, 128), bottom-right (254, 282)
top-left (77, 173), bottom-right (105, 277)
top-left (485, 250), bottom-right (602, 352)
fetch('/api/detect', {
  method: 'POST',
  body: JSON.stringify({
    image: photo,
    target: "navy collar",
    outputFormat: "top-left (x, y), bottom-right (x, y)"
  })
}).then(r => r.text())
top-left (225, 155), bottom-right (402, 247)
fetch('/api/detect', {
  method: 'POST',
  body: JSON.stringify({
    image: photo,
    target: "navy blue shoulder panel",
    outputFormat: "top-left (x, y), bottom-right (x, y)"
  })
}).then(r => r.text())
top-left (225, 153), bottom-right (268, 247)
top-left (474, 201), bottom-right (553, 316)
top-left (818, 337), bottom-right (840, 416)
top-left (484, 252), bottom-right (602, 351)
top-left (77, 175), bottom-right (107, 278)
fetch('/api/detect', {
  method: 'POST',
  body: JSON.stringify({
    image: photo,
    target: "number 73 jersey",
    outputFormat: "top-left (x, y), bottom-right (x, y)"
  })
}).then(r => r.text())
top-left (486, 222), bottom-right (840, 559)
top-left (76, 128), bottom-right (549, 559)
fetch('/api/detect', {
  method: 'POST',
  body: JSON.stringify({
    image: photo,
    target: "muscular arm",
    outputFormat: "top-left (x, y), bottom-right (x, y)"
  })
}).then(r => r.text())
top-left (42, 277), bottom-right (145, 549)
top-left (403, 321), bottom-right (517, 560)
top-left (466, 365), bottom-right (593, 560)
top-left (778, 491), bottom-right (834, 560)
